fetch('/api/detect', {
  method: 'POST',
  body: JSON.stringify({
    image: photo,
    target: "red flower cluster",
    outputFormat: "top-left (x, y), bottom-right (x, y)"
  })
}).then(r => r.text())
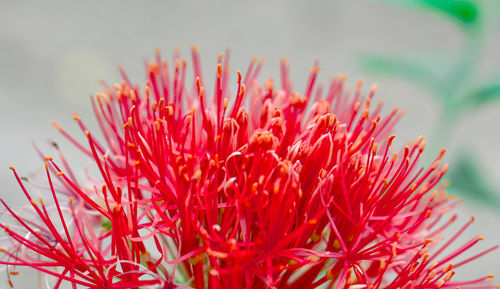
top-left (0, 48), bottom-right (497, 289)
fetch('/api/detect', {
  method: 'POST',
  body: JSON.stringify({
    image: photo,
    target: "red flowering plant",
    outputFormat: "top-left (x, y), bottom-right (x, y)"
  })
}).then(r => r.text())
top-left (0, 48), bottom-right (497, 289)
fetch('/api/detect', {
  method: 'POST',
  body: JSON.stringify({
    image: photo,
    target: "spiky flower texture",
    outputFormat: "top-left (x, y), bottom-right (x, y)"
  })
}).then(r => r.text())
top-left (0, 48), bottom-right (497, 289)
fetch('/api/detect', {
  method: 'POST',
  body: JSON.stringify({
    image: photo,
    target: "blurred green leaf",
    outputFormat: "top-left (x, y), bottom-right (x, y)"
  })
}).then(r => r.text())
top-left (381, 0), bottom-right (480, 27)
top-left (463, 83), bottom-right (500, 109)
top-left (358, 55), bottom-right (443, 95)
top-left (447, 153), bottom-right (499, 206)
top-left (419, 0), bottom-right (478, 25)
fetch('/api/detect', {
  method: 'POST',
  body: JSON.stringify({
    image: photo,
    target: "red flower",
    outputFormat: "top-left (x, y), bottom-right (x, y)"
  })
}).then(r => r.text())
top-left (1, 48), bottom-right (497, 289)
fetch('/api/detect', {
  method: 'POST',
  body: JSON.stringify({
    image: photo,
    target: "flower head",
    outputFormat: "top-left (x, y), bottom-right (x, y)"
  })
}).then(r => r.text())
top-left (0, 48), bottom-right (497, 289)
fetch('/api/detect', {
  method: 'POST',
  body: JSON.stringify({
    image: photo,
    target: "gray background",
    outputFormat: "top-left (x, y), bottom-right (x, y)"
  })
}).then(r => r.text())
top-left (1, 1), bottom-right (499, 288)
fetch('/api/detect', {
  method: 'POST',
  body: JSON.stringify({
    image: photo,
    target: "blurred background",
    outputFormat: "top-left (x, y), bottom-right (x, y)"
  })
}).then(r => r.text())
top-left (1, 0), bottom-right (500, 287)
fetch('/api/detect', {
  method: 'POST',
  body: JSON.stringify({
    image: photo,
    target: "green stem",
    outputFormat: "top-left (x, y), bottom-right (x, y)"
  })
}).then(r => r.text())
top-left (428, 28), bottom-right (483, 157)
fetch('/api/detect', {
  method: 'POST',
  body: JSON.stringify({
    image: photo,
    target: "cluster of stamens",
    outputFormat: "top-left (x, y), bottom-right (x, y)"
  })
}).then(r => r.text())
top-left (0, 47), bottom-right (497, 289)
